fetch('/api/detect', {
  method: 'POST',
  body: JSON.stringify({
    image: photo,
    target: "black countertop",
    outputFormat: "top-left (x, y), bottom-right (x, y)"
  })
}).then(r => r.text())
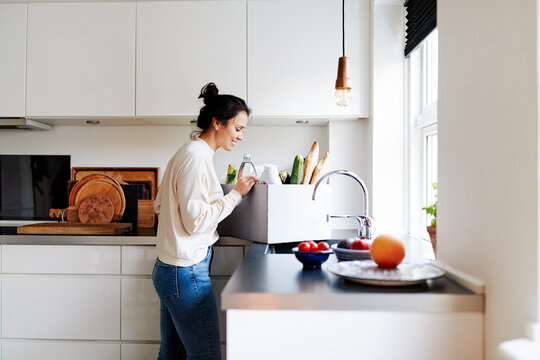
top-left (221, 240), bottom-right (484, 313)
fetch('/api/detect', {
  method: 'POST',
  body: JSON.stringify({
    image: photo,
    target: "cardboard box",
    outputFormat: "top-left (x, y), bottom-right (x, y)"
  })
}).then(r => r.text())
top-left (217, 184), bottom-right (331, 244)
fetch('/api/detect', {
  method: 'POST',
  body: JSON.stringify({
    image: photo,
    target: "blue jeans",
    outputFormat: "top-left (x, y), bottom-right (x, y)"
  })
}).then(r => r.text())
top-left (152, 247), bottom-right (221, 360)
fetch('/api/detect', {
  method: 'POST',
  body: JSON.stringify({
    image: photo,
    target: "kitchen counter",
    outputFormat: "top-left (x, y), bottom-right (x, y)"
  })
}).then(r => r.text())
top-left (222, 239), bottom-right (483, 313)
top-left (0, 227), bottom-right (250, 247)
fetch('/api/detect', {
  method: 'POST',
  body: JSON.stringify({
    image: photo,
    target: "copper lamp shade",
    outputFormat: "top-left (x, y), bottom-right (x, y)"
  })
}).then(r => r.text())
top-left (335, 56), bottom-right (352, 90)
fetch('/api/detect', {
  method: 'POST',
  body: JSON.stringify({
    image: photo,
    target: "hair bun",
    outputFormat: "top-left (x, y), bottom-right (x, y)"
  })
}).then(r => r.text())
top-left (198, 82), bottom-right (219, 106)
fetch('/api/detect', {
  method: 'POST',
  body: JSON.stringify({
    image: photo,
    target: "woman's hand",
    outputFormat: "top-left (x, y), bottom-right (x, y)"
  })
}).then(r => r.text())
top-left (234, 176), bottom-right (259, 197)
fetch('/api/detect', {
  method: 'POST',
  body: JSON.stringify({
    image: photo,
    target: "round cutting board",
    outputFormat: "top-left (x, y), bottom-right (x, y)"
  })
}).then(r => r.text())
top-left (78, 194), bottom-right (115, 224)
top-left (69, 174), bottom-right (124, 207)
top-left (74, 179), bottom-right (125, 219)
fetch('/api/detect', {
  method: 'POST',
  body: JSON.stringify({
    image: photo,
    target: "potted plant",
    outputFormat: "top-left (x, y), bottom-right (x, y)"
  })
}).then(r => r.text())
top-left (422, 182), bottom-right (437, 255)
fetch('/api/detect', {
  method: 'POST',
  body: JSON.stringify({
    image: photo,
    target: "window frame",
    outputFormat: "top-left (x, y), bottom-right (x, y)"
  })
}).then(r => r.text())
top-left (405, 29), bottom-right (438, 241)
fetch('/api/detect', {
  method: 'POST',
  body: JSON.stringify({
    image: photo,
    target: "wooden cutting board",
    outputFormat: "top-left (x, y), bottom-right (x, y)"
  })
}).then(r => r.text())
top-left (78, 194), bottom-right (115, 224)
top-left (69, 174), bottom-right (125, 208)
top-left (74, 179), bottom-right (125, 217)
top-left (17, 222), bottom-right (132, 235)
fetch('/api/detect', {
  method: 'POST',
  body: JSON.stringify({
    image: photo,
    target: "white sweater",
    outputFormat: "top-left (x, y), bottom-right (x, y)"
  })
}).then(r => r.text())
top-left (154, 138), bottom-right (242, 266)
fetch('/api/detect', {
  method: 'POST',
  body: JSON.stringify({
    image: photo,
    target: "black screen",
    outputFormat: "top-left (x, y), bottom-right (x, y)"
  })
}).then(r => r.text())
top-left (0, 155), bottom-right (71, 220)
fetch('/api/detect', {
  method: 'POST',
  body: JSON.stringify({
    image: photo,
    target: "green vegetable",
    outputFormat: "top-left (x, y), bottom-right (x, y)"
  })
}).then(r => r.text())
top-left (226, 164), bottom-right (238, 185)
top-left (290, 155), bottom-right (304, 184)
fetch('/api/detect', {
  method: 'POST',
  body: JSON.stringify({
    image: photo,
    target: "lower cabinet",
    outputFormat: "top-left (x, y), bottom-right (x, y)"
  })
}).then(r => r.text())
top-left (2, 276), bottom-right (121, 340)
top-left (0, 243), bottom-right (248, 360)
top-left (121, 278), bottom-right (160, 341)
top-left (120, 344), bottom-right (160, 360)
top-left (2, 341), bottom-right (120, 360)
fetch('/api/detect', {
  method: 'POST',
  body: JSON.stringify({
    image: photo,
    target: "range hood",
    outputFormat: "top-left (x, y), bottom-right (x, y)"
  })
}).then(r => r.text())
top-left (0, 118), bottom-right (51, 131)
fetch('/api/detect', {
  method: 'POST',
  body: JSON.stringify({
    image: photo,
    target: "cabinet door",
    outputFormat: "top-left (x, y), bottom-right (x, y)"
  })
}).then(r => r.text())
top-left (248, 0), bottom-right (369, 117)
top-left (122, 246), bottom-right (155, 275)
top-left (26, 2), bottom-right (135, 117)
top-left (121, 344), bottom-right (159, 360)
top-left (121, 279), bottom-right (160, 341)
top-left (2, 245), bottom-right (121, 275)
top-left (0, 4), bottom-right (26, 117)
top-left (2, 341), bottom-right (120, 360)
top-left (136, 1), bottom-right (246, 116)
top-left (2, 276), bottom-right (121, 340)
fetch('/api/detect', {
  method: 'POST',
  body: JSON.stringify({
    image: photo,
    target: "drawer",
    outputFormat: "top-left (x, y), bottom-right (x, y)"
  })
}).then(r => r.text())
top-left (121, 246), bottom-right (155, 275)
top-left (121, 278), bottom-right (160, 341)
top-left (2, 340), bottom-right (120, 360)
top-left (121, 245), bottom-right (243, 276)
top-left (2, 245), bottom-right (120, 274)
top-left (121, 344), bottom-right (159, 360)
top-left (2, 276), bottom-right (121, 340)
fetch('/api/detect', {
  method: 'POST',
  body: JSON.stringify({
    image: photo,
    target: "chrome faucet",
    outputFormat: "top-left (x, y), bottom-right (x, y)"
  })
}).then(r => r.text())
top-left (312, 170), bottom-right (374, 239)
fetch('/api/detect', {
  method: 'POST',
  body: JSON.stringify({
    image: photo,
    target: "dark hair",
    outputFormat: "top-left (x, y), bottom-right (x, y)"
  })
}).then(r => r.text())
top-left (191, 83), bottom-right (251, 139)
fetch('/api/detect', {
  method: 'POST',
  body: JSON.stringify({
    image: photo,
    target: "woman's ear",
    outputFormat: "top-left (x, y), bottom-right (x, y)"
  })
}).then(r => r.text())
top-left (212, 117), bottom-right (221, 131)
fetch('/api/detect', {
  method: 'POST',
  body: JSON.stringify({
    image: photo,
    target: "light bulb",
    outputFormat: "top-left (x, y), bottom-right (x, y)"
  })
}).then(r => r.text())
top-left (334, 88), bottom-right (353, 107)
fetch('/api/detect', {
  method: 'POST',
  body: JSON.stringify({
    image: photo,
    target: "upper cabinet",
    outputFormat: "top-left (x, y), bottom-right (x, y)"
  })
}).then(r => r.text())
top-left (26, 2), bottom-right (136, 117)
top-left (247, 0), bottom-right (369, 118)
top-left (0, 4), bottom-right (26, 117)
top-left (136, 1), bottom-right (246, 116)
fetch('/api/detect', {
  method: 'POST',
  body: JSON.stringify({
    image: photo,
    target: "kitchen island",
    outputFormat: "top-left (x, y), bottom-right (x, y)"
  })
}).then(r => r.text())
top-left (222, 239), bottom-right (484, 360)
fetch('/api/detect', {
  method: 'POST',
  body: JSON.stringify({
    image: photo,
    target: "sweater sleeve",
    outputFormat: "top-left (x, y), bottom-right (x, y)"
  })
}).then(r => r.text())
top-left (176, 165), bottom-right (242, 235)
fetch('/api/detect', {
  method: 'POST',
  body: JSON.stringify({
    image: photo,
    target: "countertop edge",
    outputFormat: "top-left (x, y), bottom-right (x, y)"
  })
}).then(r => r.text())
top-left (222, 292), bottom-right (484, 313)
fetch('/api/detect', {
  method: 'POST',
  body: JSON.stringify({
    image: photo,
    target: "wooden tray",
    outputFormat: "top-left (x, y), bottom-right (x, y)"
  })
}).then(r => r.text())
top-left (17, 222), bottom-right (132, 235)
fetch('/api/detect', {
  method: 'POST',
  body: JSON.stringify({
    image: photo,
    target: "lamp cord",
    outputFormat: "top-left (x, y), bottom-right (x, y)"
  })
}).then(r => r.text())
top-left (342, 0), bottom-right (345, 57)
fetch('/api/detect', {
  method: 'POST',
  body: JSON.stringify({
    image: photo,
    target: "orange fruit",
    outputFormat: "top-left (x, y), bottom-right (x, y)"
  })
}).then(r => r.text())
top-left (370, 234), bottom-right (405, 268)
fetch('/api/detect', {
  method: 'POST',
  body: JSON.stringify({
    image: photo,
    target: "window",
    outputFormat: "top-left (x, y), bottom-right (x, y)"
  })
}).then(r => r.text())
top-left (406, 29), bottom-right (438, 240)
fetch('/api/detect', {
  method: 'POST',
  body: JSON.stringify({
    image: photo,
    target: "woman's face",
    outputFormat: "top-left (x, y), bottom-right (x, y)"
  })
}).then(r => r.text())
top-left (216, 111), bottom-right (248, 151)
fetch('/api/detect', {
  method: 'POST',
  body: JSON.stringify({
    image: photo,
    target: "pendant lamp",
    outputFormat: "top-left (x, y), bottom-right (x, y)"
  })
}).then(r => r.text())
top-left (335, 0), bottom-right (352, 107)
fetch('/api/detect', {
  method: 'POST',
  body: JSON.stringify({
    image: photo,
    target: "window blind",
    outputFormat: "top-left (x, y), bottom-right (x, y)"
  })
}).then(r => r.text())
top-left (404, 0), bottom-right (437, 57)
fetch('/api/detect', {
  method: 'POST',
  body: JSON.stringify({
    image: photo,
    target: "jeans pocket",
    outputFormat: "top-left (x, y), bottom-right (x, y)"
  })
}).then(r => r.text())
top-left (152, 261), bottom-right (178, 298)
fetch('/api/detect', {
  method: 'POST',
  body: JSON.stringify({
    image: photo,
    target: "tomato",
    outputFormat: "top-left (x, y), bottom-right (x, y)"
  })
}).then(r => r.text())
top-left (317, 241), bottom-right (330, 251)
top-left (298, 241), bottom-right (311, 252)
top-left (308, 241), bottom-right (319, 252)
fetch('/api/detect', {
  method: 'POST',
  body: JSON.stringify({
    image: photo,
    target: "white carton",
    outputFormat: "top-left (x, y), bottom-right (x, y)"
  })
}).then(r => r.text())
top-left (217, 183), bottom-right (331, 244)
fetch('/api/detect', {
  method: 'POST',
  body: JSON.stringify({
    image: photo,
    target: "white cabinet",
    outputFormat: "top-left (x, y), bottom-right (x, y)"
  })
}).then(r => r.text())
top-left (121, 246), bottom-right (155, 275)
top-left (227, 310), bottom-right (483, 360)
top-left (26, 2), bottom-right (135, 117)
top-left (2, 341), bottom-right (120, 360)
top-left (0, 4), bottom-right (26, 117)
top-left (247, 0), bottom-right (369, 117)
top-left (121, 279), bottom-right (160, 341)
top-left (136, 1), bottom-right (246, 116)
top-left (2, 276), bottom-right (121, 340)
top-left (120, 344), bottom-right (159, 360)
top-left (2, 245), bottom-right (121, 274)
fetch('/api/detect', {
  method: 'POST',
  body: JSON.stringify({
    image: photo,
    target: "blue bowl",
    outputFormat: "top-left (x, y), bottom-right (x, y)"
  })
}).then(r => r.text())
top-left (292, 247), bottom-right (332, 269)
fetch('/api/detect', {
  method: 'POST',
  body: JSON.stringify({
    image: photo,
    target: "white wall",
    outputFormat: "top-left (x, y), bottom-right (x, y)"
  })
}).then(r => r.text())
top-left (328, 119), bottom-right (369, 229)
top-left (370, 2), bottom-right (405, 234)
top-left (0, 124), bottom-right (328, 185)
top-left (438, 1), bottom-right (538, 358)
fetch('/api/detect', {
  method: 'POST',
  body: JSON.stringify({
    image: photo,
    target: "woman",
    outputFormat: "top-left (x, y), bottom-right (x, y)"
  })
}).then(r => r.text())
top-left (152, 83), bottom-right (257, 359)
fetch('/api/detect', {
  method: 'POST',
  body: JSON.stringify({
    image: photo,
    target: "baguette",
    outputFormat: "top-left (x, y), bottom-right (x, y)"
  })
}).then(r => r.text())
top-left (302, 141), bottom-right (319, 184)
top-left (310, 152), bottom-right (329, 184)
